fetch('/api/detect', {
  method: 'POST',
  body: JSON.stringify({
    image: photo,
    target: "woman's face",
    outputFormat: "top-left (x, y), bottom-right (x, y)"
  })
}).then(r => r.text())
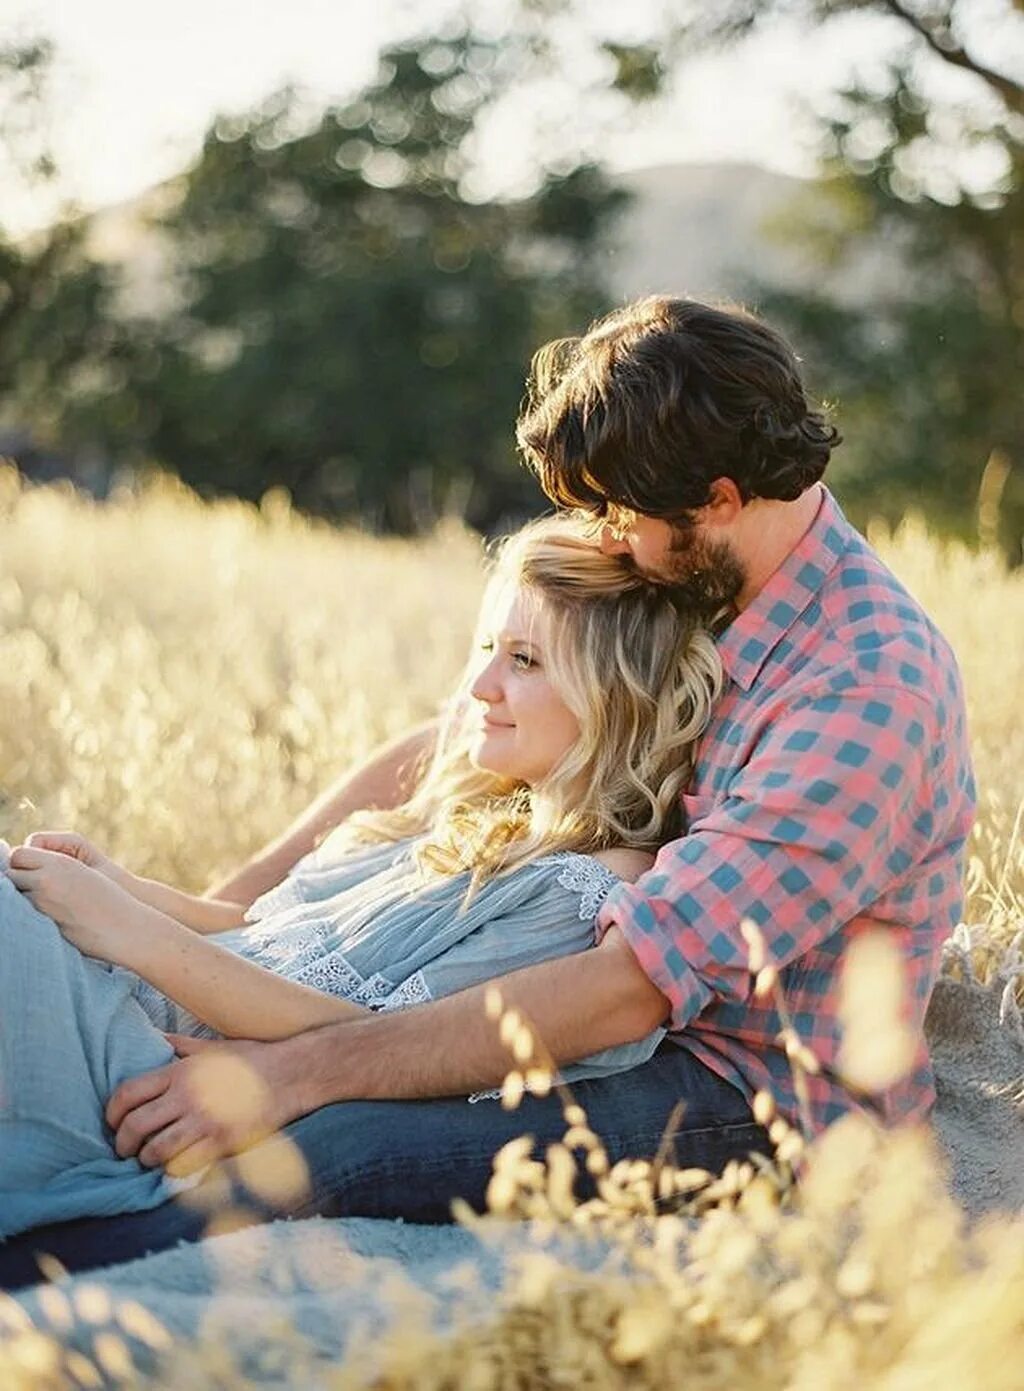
top-left (468, 584), bottom-right (581, 786)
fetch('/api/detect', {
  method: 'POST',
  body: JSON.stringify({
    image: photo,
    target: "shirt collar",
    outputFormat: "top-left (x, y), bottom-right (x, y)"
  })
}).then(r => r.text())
top-left (717, 485), bottom-right (852, 692)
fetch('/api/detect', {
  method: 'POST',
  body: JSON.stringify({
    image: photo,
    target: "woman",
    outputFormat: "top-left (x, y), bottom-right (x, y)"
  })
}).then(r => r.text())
top-left (0, 515), bottom-right (722, 1237)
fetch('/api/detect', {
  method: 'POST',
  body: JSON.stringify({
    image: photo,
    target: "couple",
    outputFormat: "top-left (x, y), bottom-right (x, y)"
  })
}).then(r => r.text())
top-left (0, 296), bottom-right (975, 1284)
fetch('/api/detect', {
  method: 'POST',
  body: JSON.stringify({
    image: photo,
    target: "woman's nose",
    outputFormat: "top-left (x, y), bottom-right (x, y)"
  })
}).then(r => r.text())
top-left (470, 656), bottom-right (502, 704)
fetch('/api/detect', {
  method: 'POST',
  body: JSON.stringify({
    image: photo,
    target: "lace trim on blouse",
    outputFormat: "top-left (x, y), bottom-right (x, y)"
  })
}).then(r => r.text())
top-left (240, 850), bottom-right (620, 1023)
top-left (243, 876), bottom-right (307, 924)
top-left (271, 946), bottom-right (433, 1014)
top-left (550, 853), bottom-right (621, 922)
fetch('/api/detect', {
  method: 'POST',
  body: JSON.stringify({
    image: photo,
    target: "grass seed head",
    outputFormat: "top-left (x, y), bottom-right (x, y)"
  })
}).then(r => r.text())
top-left (500, 1070), bottom-right (525, 1109)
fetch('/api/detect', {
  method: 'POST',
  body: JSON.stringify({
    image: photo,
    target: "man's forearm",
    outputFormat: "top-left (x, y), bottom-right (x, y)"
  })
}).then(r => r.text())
top-left (204, 720), bottom-right (437, 904)
top-left (283, 928), bottom-right (671, 1114)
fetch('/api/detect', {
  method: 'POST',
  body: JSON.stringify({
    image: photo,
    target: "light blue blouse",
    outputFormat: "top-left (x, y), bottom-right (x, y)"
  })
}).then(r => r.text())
top-left (0, 837), bottom-right (665, 1237)
top-left (134, 833), bottom-right (665, 1081)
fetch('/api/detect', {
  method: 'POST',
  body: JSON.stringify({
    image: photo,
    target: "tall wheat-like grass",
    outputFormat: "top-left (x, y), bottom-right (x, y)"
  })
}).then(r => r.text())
top-left (0, 466), bottom-right (1021, 1389)
top-left (1, 468), bottom-right (1018, 940)
top-left (0, 466), bottom-right (483, 893)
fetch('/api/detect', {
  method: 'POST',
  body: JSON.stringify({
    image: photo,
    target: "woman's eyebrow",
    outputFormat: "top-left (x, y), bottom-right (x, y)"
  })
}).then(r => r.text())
top-left (496, 632), bottom-right (540, 649)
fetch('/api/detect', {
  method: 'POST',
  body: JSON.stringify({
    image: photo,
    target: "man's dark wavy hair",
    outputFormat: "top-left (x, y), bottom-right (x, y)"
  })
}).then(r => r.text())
top-left (516, 295), bottom-right (841, 518)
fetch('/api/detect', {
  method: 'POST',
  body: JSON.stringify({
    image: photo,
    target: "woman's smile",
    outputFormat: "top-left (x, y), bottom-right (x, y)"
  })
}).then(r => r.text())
top-left (468, 585), bottom-right (580, 786)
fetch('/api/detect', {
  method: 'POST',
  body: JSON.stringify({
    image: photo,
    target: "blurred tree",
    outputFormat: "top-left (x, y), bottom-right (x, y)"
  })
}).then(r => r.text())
top-left (757, 61), bottom-right (1022, 556)
top-left (0, 40), bottom-right (119, 469)
top-left (6, 3), bottom-right (1021, 546)
top-left (503, 0), bottom-right (1023, 553)
top-left (664, 0), bottom-right (1022, 115)
top-left (630, 0), bottom-right (1023, 554)
top-left (93, 33), bottom-right (627, 531)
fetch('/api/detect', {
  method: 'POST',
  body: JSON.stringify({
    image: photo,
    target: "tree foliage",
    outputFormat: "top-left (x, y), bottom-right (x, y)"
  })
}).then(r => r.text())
top-left (756, 57), bottom-right (1022, 554)
top-left (0, 42), bottom-right (116, 448)
top-left (519, 0), bottom-right (1024, 552)
top-left (80, 33), bottom-right (626, 531)
top-left (2, 5), bottom-right (1022, 548)
top-left (627, 0), bottom-right (1022, 553)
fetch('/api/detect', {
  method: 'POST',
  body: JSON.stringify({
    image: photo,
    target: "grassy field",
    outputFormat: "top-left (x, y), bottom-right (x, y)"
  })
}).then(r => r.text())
top-left (1, 464), bottom-right (1019, 936)
top-left (1, 464), bottom-right (1022, 1388)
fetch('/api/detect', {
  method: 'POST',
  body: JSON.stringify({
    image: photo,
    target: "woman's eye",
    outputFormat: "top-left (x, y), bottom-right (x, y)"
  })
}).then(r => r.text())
top-left (511, 651), bottom-right (535, 670)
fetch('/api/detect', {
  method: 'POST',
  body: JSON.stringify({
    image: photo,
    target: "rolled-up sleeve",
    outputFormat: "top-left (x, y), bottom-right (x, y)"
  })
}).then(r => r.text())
top-left (597, 684), bottom-right (938, 1031)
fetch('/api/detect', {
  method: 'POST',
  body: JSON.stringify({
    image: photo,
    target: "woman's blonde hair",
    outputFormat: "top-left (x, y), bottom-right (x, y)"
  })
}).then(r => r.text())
top-left (325, 515), bottom-right (723, 892)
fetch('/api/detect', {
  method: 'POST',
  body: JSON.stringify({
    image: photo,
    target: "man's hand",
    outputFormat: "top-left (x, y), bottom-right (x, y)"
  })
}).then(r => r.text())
top-left (106, 1034), bottom-right (309, 1176)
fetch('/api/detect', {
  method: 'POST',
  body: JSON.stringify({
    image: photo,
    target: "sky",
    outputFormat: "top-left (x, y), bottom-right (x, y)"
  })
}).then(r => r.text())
top-left (2, 0), bottom-right (1019, 236)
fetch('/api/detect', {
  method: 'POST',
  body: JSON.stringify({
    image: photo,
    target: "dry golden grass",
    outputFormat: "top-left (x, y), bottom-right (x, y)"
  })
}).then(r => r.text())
top-left (0, 465), bottom-right (1022, 1389)
top-left (1, 468), bottom-right (1019, 925)
top-left (0, 466), bottom-right (482, 893)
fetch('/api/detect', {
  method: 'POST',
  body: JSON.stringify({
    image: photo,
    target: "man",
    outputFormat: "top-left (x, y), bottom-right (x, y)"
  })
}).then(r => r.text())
top-left (0, 296), bottom-right (975, 1286)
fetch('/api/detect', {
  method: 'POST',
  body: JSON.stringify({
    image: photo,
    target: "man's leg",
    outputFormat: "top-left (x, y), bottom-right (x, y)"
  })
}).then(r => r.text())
top-left (0, 1044), bottom-right (768, 1289)
top-left (286, 1041), bottom-right (769, 1223)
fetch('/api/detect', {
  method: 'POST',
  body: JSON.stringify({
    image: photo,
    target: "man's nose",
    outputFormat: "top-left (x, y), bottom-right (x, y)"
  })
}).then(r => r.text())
top-left (599, 526), bottom-right (633, 557)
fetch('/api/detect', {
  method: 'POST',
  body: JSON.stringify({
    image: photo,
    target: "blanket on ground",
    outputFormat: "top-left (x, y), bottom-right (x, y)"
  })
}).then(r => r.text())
top-left (10, 963), bottom-right (1024, 1387)
top-left (11, 1219), bottom-right (624, 1385)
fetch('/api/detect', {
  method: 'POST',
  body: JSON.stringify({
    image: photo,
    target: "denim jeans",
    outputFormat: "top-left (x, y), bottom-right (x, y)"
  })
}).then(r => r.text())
top-left (0, 1042), bottom-right (768, 1290)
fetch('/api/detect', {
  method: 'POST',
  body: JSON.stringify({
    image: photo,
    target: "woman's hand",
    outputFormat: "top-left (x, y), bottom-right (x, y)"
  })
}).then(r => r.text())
top-left (6, 844), bottom-right (140, 965)
top-left (19, 829), bottom-right (128, 886)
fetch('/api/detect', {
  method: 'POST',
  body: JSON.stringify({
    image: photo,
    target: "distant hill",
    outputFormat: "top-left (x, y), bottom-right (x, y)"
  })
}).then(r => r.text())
top-left (602, 161), bottom-right (898, 307)
top-left (85, 159), bottom-right (896, 320)
top-left (602, 162), bottom-right (811, 302)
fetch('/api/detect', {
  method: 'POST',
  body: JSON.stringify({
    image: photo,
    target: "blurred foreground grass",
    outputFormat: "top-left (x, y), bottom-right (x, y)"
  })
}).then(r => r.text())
top-left (0, 466), bottom-right (1022, 1389)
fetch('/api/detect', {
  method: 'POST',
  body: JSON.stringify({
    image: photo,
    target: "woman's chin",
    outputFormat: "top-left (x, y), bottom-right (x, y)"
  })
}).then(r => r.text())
top-left (469, 737), bottom-right (520, 779)
top-left (469, 746), bottom-right (505, 776)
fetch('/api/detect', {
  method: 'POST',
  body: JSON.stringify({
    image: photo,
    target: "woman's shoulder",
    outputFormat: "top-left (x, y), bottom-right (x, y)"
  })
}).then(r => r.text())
top-left (516, 845), bottom-right (653, 926)
top-left (589, 847), bottom-right (656, 882)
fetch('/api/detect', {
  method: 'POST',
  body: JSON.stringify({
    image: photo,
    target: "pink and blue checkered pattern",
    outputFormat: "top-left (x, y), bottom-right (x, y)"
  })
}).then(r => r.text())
top-left (597, 486), bottom-right (976, 1135)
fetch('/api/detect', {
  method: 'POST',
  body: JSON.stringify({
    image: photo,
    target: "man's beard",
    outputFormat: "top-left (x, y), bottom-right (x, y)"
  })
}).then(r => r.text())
top-left (628, 518), bottom-right (747, 622)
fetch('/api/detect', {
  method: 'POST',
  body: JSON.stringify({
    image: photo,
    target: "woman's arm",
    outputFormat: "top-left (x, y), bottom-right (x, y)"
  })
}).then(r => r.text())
top-left (203, 720), bottom-right (437, 906)
top-left (6, 845), bottom-right (365, 1040)
top-left (19, 831), bottom-right (249, 936)
top-left (117, 905), bottom-right (366, 1039)
top-left (113, 870), bottom-right (248, 936)
top-left (124, 849), bottom-right (650, 1041)
top-left (135, 845), bottom-right (655, 1041)
top-left (592, 847), bottom-right (657, 879)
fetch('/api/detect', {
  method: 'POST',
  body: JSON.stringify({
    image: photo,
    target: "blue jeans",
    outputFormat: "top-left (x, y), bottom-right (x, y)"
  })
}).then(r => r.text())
top-left (0, 1042), bottom-right (768, 1290)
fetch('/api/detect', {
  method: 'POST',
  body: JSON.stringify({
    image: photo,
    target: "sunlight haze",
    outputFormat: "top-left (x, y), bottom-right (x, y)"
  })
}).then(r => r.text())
top-left (2, 0), bottom-right (1017, 234)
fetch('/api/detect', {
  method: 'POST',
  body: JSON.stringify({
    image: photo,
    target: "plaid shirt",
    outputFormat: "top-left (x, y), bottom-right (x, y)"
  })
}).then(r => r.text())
top-left (597, 486), bottom-right (976, 1134)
